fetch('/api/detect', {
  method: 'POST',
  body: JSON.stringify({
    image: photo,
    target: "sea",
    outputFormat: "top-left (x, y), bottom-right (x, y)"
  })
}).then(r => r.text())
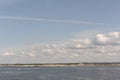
top-left (0, 66), bottom-right (120, 80)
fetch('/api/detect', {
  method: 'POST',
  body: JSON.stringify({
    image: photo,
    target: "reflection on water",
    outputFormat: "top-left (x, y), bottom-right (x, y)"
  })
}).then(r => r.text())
top-left (0, 66), bottom-right (120, 80)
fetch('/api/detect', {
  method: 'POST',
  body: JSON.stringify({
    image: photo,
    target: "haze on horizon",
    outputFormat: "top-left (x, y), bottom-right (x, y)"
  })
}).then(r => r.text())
top-left (0, 0), bottom-right (120, 63)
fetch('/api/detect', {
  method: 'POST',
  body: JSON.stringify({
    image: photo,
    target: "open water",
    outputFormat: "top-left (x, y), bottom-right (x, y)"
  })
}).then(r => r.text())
top-left (0, 66), bottom-right (120, 80)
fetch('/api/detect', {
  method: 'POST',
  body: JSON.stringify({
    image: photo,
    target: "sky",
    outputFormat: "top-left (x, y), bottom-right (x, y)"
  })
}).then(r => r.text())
top-left (0, 0), bottom-right (120, 63)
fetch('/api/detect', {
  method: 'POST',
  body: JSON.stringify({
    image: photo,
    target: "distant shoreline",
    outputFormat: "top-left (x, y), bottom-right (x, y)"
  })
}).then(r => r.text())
top-left (1, 63), bottom-right (120, 67)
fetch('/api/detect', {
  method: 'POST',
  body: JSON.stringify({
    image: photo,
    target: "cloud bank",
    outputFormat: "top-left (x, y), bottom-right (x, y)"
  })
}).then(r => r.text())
top-left (0, 32), bottom-right (120, 63)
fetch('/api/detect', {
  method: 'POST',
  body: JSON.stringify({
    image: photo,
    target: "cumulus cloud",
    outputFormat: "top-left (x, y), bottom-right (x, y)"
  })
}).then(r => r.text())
top-left (1, 32), bottom-right (120, 63)
top-left (3, 52), bottom-right (14, 56)
top-left (96, 32), bottom-right (120, 45)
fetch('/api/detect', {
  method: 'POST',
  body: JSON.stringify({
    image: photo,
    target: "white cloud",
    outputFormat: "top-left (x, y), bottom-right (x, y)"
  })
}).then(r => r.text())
top-left (96, 32), bottom-right (120, 45)
top-left (3, 52), bottom-right (14, 56)
top-left (0, 16), bottom-right (114, 26)
top-left (1, 32), bottom-right (120, 63)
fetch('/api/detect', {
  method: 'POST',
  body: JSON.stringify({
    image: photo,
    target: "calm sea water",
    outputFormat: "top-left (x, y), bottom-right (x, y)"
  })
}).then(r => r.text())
top-left (0, 66), bottom-right (120, 80)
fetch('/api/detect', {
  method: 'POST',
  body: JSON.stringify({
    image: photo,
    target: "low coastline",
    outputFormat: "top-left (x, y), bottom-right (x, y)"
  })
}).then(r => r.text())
top-left (1, 63), bottom-right (120, 67)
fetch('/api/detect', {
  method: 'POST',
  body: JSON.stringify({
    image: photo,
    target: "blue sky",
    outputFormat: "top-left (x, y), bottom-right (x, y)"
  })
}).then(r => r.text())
top-left (0, 0), bottom-right (120, 63)
top-left (0, 0), bottom-right (120, 46)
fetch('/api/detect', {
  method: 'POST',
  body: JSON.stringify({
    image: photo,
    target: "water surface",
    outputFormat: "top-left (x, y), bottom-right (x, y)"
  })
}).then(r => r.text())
top-left (0, 66), bottom-right (120, 80)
